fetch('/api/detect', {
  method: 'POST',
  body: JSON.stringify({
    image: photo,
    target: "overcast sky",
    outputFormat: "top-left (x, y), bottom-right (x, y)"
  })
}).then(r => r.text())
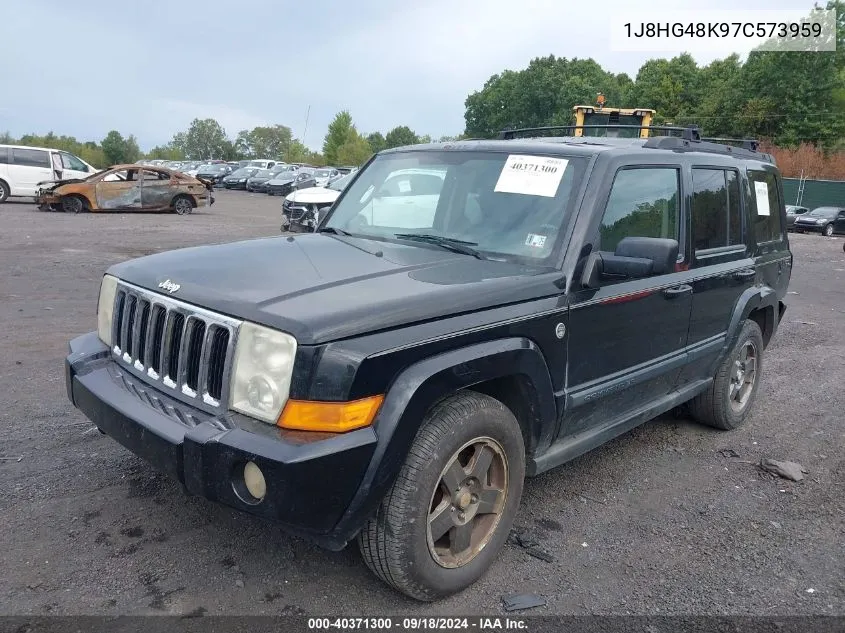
top-left (2, 0), bottom-right (818, 151)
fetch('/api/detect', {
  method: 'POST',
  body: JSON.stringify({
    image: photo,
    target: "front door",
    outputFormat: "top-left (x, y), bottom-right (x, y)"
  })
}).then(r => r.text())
top-left (139, 169), bottom-right (173, 210)
top-left (59, 151), bottom-right (94, 180)
top-left (95, 169), bottom-right (141, 210)
top-left (563, 166), bottom-right (693, 438)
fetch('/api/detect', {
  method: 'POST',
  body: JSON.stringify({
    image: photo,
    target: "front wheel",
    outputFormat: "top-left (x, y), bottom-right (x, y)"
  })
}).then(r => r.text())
top-left (358, 391), bottom-right (525, 601)
top-left (61, 195), bottom-right (87, 214)
top-left (823, 223), bottom-right (834, 237)
top-left (172, 196), bottom-right (193, 215)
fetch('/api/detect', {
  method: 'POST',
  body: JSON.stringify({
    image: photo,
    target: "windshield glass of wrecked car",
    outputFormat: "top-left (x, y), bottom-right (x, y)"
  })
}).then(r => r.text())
top-left (324, 151), bottom-right (586, 261)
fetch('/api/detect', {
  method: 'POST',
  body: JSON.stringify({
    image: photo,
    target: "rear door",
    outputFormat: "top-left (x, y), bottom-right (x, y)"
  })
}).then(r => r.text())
top-left (139, 169), bottom-right (174, 210)
top-left (833, 209), bottom-right (845, 235)
top-left (679, 166), bottom-right (754, 385)
top-left (8, 148), bottom-right (52, 196)
top-left (95, 169), bottom-right (141, 209)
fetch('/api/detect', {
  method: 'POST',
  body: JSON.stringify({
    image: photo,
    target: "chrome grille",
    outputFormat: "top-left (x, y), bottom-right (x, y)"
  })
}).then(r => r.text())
top-left (111, 282), bottom-right (240, 412)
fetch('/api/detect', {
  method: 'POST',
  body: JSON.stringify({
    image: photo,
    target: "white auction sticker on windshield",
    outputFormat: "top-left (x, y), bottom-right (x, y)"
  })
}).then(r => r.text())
top-left (494, 155), bottom-right (568, 198)
top-left (754, 181), bottom-right (770, 216)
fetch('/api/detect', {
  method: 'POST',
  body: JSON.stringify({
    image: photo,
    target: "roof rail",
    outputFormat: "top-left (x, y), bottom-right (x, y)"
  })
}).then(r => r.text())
top-left (700, 136), bottom-right (759, 151)
top-left (497, 124), bottom-right (701, 140)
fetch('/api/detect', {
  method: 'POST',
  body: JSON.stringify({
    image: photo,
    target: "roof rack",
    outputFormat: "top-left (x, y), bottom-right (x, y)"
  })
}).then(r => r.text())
top-left (498, 124), bottom-right (701, 141)
top-left (497, 124), bottom-right (771, 162)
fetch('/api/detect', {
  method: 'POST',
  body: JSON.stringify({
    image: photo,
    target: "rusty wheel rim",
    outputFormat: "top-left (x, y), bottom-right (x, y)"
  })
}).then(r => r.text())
top-left (426, 437), bottom-right (508, 569)
top-left (174, 198), bottom-right (192, 215)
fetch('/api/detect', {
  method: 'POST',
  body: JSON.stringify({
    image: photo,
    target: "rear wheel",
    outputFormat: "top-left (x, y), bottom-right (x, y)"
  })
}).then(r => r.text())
top-left (172, 195), bottom-right (193, 215)
top-left (0, 179), bottom-right (9, 203)
top-left (689, 320), bottom-right (764, 430)
top-left (61, 195), bottom-right (88, 214)
top-left (358, 391), bottom-right (525, 601)
top-left (823, 223), bottom-right (834, 237)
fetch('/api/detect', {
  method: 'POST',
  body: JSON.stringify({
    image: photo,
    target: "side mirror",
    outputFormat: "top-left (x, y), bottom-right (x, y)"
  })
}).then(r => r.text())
top-left (581, 237), bottom-right (679, 289)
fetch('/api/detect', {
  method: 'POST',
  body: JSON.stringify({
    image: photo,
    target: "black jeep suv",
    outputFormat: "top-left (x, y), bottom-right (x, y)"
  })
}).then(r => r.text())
top-left (65, 129), bottom-right (792, 601)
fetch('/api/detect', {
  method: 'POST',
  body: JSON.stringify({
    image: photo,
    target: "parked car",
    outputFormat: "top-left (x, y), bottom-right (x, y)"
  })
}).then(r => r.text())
top-left (313, 167), bottom-right (340, 187)
top-left (0, 144), bottom-right (99, 202)
top-left (248, 159), bottom-right (279, 170)
top-left (792, 206), bottom-right (845, 236)
top-left (64, 131), bottom-right (791, 600)
top-left (265, 170), bottom-right (316, 196)
top-left (179, 162), bottom-right (203, 176)
top-left (222, 167), bottom-right (260, 190)
top-left (336, 165), bottom-right (359, 175)
top-left (246, 166), bottom-right (291, 192)
top-left (196, 163), bottom-right (234, 186)
top-left (785, 205), bottom-right (809, 229)
top-left (281, 171), bottom-right (355, 232)
top-left (34, 164), bottom-right (213, 214)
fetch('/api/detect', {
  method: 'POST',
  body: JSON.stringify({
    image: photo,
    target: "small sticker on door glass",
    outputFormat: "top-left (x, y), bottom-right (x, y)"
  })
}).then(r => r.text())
top-left (754, 181), bottom-right (770, 216)
top-left (524, 233), bottom-right (547, 248)
top-left (494, 155), bottom-right (568, 198)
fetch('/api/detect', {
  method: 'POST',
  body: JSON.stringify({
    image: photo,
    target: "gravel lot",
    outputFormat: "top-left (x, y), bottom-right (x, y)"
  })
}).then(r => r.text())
top-left (1, 190), bottom-right (843, 616)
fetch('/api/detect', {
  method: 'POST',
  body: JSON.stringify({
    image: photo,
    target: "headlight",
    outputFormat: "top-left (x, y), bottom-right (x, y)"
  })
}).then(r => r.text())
top-left (239, 178), bottom-right (246, 182)
top-left (229, 321), bottom-right (297, 423)
top-left (817, 218), bottom-right (827, 224)
top-left (97, 274), bottom-right (118, 347)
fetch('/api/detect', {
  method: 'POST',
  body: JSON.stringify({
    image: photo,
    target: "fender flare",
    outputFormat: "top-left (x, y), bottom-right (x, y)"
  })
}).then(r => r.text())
top-left (711, 285), bottom-right (779, 373)
top-left (331, 337), bottom-right (557, 542)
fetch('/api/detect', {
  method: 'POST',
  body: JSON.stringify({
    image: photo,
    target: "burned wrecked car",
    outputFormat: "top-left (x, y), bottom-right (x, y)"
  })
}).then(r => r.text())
top-left (36, 165), bottom-right (214, 214)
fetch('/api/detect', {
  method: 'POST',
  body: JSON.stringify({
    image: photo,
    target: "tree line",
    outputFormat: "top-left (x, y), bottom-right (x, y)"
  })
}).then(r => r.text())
top-left (464, 1), bottom-right (844, 150)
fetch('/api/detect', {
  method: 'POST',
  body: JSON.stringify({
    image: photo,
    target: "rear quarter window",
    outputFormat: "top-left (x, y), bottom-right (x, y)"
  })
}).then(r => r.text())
top-left (747, 170), bottom-right (783, 244)
top-left (0, 146), bottom-right (8, 164)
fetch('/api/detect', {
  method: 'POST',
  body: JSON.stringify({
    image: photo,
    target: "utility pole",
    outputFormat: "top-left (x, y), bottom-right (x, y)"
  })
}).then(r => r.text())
top-left (302, 105), bottom-right (311, 146)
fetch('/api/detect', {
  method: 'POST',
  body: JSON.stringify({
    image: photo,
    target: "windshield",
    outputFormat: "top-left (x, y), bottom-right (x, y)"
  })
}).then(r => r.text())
top-left (200, 164), bottom-right (226, 173)
top-left (327, 172), bottom-right (354, 191)
top-left (253, 169), bottom-right (273, 178)
top-left (271, 172), bottom-right (295, 181)
top-left (324, 151), bottom-right (586, 262)
top-left (315, 169), bottom-right (332, 177)
top-left (807, 207), bottom-right (840, 218)
top-left (230, 168), bottom-right (258, 178)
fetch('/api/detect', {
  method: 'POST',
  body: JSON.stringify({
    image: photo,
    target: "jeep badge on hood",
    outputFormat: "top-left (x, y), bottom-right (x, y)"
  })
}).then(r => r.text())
top-left (157, 279), bottom-right (180, 294)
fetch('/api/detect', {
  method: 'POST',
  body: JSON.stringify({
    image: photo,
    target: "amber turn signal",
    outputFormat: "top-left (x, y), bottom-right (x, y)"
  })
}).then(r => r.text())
top-left (277, 395), bottom-right (384, 433)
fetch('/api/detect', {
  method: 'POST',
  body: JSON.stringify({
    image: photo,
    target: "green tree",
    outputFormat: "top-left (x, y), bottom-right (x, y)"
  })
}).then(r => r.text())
top-left (178, 118), bottom-right (230, 160)
top-left (146, 144), bottom-right (185, 161)
top-left (285, 139), bottom-right (311, 163)
top-left (323, 111), bottom-right (355, 164)
top-left (335, 132), bottom-right (372, 165)
top-left (235, 125), bottom-right (292, 159)
top-left (384, 125), bottom-right (419, 148)
top-left (100, 130), bottom-right (140, 165)
top-left (366, 131), bottom-right (386, 153)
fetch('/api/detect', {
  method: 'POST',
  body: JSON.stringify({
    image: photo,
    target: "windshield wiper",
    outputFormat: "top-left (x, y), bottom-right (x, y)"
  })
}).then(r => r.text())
top-left (393, 233), bottom-right (486, 259)
top-left (318, 227), bottom-right (351, 236)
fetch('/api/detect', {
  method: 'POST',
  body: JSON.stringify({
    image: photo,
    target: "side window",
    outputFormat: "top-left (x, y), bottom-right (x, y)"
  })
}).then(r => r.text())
top-left (101, 169), bottom-right (129, 182)
top-left (61, 152), bottom-right (87, 171)
top-left (139, 169), bottom-right (166, 181)
top-left (0, 147), bottom-right (8, 164)
top-left (748, 170), bottom-right (782, 243)
top-left (11, 148), bottom-right (51, 168)
top-left (599, 167), bottom-right (680, 253)
top-left (691, 168), bottom-right (744, 253)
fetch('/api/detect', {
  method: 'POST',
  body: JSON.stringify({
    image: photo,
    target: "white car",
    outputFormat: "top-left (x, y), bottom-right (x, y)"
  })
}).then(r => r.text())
top-left (356, 168), bottom-right (446, 229)
top-left (0, 144), bottom-right (99, 201)
top-left (313, 167), bottom-right (340, 187)
top-left (281, 172), bottom-right (354, 232)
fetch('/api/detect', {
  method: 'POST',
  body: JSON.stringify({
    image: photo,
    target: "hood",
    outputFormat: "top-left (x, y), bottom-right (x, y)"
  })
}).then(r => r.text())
top-left (107, 234), bottom-right (563, 344)
top-left (268, 175), bottom-right (296, 184)
top-left (287, 187), bottom-right (340, 204)
top-left (37, 177), bottom-right (87, 190)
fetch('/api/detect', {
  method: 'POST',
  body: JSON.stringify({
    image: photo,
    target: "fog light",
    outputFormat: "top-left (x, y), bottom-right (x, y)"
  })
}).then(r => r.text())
top-left (243, 461), bottom-right (266, 501)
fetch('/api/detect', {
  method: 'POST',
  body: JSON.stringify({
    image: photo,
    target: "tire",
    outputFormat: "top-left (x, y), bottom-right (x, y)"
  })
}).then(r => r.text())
top-left (358, 391), bottom-right (525, 601)
top-left (0, 179), bottom-right (9, 203)
top-left (689, 320), bottom-right (764, 431)
top-left (172, 195), bottom-right (193, 215)
top-left (61, 195), bottom-right (88, 214)
top-left (823, 223), bottom-right (834, 237)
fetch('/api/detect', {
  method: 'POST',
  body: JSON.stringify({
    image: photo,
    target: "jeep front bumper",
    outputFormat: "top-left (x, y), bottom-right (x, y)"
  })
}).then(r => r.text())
top-left (65, 332), bottom-right (377, 549)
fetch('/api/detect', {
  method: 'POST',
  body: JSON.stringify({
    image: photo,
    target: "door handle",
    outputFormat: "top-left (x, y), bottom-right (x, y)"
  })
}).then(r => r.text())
top-left (663, 284), bottom-right (692, 299)
top-left (733, 269), bottom-right (756, 281)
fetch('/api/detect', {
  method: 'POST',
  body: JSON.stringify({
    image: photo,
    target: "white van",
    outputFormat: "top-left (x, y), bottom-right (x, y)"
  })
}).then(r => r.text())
top-left (0, 145), bottom-right (99, 202)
